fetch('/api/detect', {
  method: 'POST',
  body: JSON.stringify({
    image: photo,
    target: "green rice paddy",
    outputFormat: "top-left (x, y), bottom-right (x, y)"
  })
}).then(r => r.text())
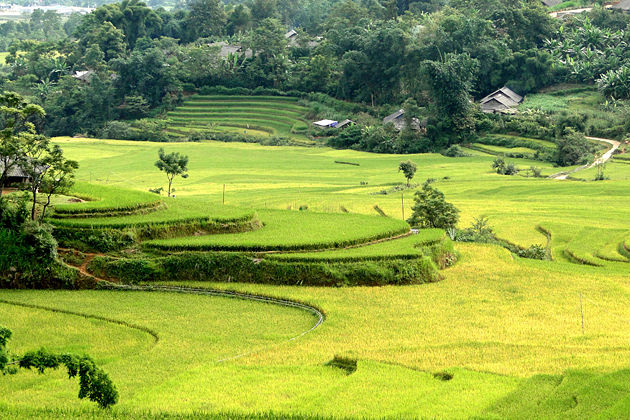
top-left (2, 135), bottom-right (629, 418)
top-left (165, 95), bottom-right (311, 142)
top-left (266, 229), bottom-right (444, 262)
top-left (51, 196), bottom-right (254, 228)
top-left (145, 209), bottom-right (409, 251)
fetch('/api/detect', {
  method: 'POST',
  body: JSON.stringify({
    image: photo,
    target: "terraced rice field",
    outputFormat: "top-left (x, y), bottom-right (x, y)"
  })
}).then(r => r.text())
top-left (2, 137), bottom-right (629, 418)
top-left (266, 229), bottom-right (444, 262)
top-left (145, 209), bottom-right (409, 252)
top-left (165, 95), bottom-right (312, 143)
top-left (542, 223), bottom-right (629, 270)
top-left (51, 196), bottom-right (254, 229)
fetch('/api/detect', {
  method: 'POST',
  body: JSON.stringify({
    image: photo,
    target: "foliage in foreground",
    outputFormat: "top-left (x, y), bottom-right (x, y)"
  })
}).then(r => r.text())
top-left (0, 326), bottom-right (118, 409)
top-left (0, 195), bottom-right (84, 288)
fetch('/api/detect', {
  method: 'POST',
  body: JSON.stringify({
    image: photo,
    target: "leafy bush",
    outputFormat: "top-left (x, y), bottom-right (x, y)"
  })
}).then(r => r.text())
top-left (325, 355), bottom-right (357, 374)
top-left (328, 125), bottom-right (363, 149)
top-left (492, 157), bottom-right (519, 175)
top-left (555, 128), bottom-right (593, 167)
top-left (88, 252), bottom-right (441, 287)
top-left (443, 145), bottom-right (470, 157)
top-left (0, 197), bottom-right (87, 289)
top-left (21, 222), bottom-right (58, 262)
top-left (517, 244), bottom-right (547, 260)
top-left (290, 121), bottom-right (308, 134)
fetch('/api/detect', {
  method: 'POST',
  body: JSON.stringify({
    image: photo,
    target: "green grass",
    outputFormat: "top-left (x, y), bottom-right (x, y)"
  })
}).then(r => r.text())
top-left (484, 134), bottom-right (556, 149)
top-left (542, 222), bottom-right (629, 269)
top-left (51, 137), bottom-right (630, 250)
top-left (5, 242), bottom-right (630, 417)
top-left (51, 196), bottom-right (254, 229)
top-left (53, 182), bottom-right (161, 215)
top-left (0, 289), bottom-right (316, 415)
top-left (3, 135), bottom-right (625, 418)
top-left (266, 229), bottom-right (444, 262)
top-left (145, 209), bottom-right (409, 251)
top-left (519, 87), bottom-right (628, 140)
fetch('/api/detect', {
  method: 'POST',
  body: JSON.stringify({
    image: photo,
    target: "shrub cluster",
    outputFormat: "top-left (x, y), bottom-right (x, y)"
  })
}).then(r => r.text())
top-left (88, 252), bottom-right (442, 287)
top-left (197, 86), bottom-right (303, 97)
top-left (100, 120), bottom-right (175, 142)
top-left (183, 130), bottom-right (295, 146)
top-left (0, 196), bottom-right (86, 288)
top-left (453, 217), bottom-right (548, 260)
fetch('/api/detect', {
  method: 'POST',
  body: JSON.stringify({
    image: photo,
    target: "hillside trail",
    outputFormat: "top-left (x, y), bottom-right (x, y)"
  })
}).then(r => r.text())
top-left (550, 137), bottom-right (621, 180)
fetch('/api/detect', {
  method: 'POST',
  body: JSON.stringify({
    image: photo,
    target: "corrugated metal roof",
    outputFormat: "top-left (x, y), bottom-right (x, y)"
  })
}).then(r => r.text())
top-left (313, 119), bottom-right (338, 127)
top-left (480, 87), bottom-right (522, 105)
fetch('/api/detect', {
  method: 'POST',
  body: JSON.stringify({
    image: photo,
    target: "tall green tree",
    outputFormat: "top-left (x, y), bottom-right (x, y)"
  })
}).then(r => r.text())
top-left (185, 0), bottom-right (227, 40)
top-left (246, 18), bottom-right (289, 87)
top-left (398, 160), bottom-right (417, 186)
top-left (422, 53), bottom-right (478, 141)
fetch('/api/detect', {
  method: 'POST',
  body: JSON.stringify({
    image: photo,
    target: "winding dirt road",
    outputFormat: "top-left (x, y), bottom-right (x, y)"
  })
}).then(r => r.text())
top-left (550, 137), bottom-right (621, 180)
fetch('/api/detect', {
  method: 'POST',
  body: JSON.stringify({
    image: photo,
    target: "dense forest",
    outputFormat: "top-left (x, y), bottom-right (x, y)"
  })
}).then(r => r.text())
top-left (1, 0), bottom-right (630, 155)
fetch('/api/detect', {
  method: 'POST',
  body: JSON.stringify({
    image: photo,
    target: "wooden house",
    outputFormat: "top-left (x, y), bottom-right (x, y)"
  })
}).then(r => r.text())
top-left (479, 87), bottom-right (523, 113)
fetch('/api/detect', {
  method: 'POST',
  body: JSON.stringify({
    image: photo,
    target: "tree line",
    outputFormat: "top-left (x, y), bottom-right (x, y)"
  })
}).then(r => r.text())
top-left (1, 0), bottom-right (629, 154)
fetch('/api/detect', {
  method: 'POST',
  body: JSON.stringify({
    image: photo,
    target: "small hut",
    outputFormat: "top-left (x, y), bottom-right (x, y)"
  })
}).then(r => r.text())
top-left (479, 87), bottom-right (523, 113)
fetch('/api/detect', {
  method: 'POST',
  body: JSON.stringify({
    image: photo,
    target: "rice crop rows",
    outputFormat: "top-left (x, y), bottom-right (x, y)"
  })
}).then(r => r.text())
top-left (53, 182), bottom-right (161, 215)
top-left (51, 196), bottom-right (254, 229)
top-left (166, 95), bottom-right (309, 139)
top-left (144, 209), bottom-right (409, 252)
top-left (266, 228), bottom-right (444, 262)
top-left (470, 143), bottom-right (537, 156)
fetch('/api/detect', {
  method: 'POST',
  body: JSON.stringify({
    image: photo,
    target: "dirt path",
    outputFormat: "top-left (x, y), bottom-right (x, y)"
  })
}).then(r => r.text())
top-left (550, 137), bottom-right (621, 180)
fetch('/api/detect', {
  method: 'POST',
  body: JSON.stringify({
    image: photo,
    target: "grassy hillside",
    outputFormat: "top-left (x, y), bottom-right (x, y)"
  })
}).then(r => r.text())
top-left (2, 242), bottom-right (630, 417)
top-left (1, 137), bottom-right (629, 418)
top-left (52, 137), bottom-right (628, 249)
top-left (165, 95), bottom-right (312, 143)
